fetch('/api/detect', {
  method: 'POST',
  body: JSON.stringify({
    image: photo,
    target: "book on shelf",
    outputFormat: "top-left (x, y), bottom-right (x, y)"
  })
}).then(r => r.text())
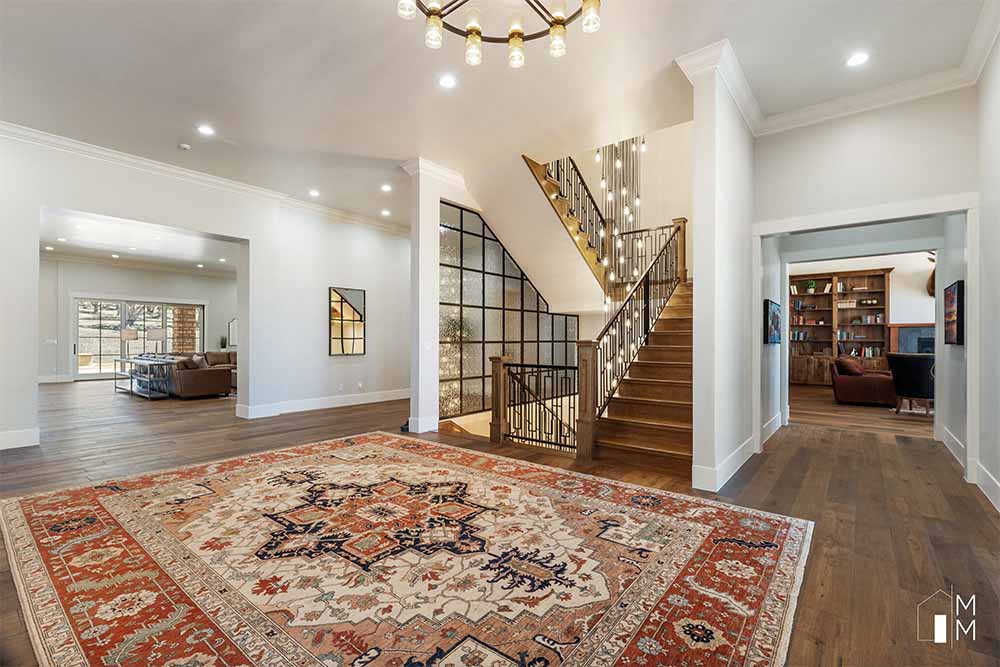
top-left (823, 282), bottom-right (832, 293)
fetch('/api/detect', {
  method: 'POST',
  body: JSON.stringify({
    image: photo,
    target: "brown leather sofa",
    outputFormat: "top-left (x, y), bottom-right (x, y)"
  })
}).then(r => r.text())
top-left (169, 351), bottom-right (237, 398)
top-left (829, 356), bottom-right (896, 407)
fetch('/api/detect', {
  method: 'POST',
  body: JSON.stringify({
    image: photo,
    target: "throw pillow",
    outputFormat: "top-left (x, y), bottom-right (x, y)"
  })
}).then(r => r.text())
top-left (192, 355), bottom-right (209, 369)
top-left (835, 356), bottom-right (865, 376)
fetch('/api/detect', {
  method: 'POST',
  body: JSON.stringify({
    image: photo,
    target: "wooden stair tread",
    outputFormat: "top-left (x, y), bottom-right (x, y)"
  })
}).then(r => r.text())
top-left (620, 378), bottom-right (692, 386)
top-left (597, 416), bottom-right (692, 432)
top-left (610, 395), bottom-right (692, 408)
top-left (630, 360), bottom-right (692, 367)
top-left (594, 439), bottom-right (693, 460)
top-left (641, 344), bottom-right (692, 350)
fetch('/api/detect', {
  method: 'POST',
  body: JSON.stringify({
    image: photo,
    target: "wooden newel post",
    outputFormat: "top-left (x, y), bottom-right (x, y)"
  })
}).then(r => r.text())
top-left (489, 355), bottom-right (511, 445)
top-left (576, 340), bottom-right (597, 462)
top-left (673, 217), bottom-right (688, 283)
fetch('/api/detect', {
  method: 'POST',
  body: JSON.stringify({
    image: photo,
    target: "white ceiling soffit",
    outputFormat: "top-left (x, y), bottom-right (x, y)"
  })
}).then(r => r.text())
top-left (678, 1), bottom-right (1000, 138)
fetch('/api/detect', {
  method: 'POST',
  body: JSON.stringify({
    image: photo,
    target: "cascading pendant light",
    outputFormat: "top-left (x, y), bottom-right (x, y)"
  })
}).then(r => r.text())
top-left (397, 0), bottom-right (602, 69)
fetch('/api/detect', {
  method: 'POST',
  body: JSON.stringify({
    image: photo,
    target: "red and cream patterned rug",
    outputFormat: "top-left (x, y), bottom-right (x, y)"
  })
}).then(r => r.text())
top-left (1, 432), bottom-right (812, 667)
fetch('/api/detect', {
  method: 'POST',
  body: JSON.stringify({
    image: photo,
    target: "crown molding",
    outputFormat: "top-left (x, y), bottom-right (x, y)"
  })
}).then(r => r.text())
top-left (400, 157), bottom-right (469, 192)
top-left (676, 39), bottom-right (764, 134)
top-left (282, 198), bottom-right (409, 236)
top-left (964, 0), bottom-right (1000, 80)
top-left (41, 251), bottom-right (236, 279)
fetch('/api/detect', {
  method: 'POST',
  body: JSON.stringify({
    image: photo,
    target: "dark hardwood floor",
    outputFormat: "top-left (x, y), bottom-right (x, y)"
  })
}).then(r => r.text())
top-left (1, 381), bottom-right (997, 666)
top-left (790, 382), bottom-right (935, 438)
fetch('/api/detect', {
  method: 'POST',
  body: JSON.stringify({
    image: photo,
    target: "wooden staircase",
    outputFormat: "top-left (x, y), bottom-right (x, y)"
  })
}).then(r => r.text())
top-left (523, 155), bottom-right (608, 287)
top-left (596, 281), bottom-right (693, 463)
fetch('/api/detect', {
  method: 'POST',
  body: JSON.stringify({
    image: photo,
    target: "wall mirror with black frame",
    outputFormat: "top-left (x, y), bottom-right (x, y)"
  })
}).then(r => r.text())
top-left (329, 287), bottom-right (365, 356)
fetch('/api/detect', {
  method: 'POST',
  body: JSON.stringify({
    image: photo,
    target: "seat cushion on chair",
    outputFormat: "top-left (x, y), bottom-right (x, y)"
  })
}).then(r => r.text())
top-left (835, 356), bottom-right (865, 376)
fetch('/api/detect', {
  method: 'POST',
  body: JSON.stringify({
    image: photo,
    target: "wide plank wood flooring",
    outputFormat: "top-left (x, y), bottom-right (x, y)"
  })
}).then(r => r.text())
top-left (790, 382), bottom-right (935, 438)
top-left (1, 380), bottom-right (997, 666)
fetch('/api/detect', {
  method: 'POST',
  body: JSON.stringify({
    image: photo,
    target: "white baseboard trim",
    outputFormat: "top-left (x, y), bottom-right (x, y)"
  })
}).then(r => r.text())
top-left (236, 389), bottom-right (410, 420)
top-left (761, 412), bottom-right (782, 445)
top-left (38, 374), bottom-right (72, 384)
top-left (941, 425), bottom-right (966, 467)
top-left (976, 461), bottom-right (1000, 514)
top-left (692, 434), bottom-right (756, 493)
top-left (0, 427), bottom-right (40, 450)
top-left (407, 415), bottom-right (440, 434)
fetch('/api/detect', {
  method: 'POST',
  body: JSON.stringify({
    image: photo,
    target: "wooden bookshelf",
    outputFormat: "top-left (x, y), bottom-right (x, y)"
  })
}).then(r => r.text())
top-left (789, 268), bottom-right (893, 385)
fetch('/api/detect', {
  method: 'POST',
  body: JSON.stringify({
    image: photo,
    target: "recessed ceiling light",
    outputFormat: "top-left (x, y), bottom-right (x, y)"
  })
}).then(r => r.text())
top-left (438, 74), bottom-right (457, 89)
top-left (128, 247), bottom-right (137, 252)
top-left (218, 258), bottom-right (227, 263)
top-left (44, 246), bottom-right (54, 251)
top-left (381, 184), bottom-right (393, 193)
top-left (196, 263), bottom-right (204, 268)
top-left (846, 51), bottom-right (869, 68)
top-left (178, 142), bottom-right (192, 151)
top-left (197, 124), bottom-right (215, 136)
top-left (57, 237), bottom-right (67, 242)
top-left (153, 235), bottom-right (162, 240)
top-left (308, 189), bottom-right (320, 198)
top-left (111, 254), bottom-right (120, 259)
top-left (381, 209), bottom-right (391, 217)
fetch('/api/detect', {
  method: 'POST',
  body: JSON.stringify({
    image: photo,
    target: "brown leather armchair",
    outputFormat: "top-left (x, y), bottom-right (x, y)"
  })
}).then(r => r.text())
top-left (169, 357), bottom-right (233, 398)
top-left (829, 357), bottom-right (897, 407)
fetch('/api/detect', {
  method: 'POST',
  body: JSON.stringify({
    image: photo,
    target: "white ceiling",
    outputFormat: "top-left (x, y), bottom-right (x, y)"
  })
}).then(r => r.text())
top-left (40, 209), bottom-right (242, 275)
top-left (1, 0), bottom-right (989, 230)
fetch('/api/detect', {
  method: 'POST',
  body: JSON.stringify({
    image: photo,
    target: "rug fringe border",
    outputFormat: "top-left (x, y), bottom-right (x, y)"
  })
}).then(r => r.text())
top-left (1, 504), bottom-right (56, 667)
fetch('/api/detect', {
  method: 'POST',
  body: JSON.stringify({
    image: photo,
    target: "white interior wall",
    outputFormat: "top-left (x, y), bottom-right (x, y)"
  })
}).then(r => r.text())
top-left (936, 215), bottom-right (968, 463)
top-left (976, 34), bottom-right (1000, 509)
top-left (789, 252), bottom-right (936, 324)
top-left (755, 87), bottom-right (979, 224)
top-left (0, 128), bottom-right (411, 449)
top-left (38, 257), bottom-right (239, 380)
top-left (759, 236), bottom-right (783, 442)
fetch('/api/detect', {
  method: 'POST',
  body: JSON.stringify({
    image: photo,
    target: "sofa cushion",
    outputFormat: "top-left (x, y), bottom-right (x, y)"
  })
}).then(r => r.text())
top-left (835, 356), bottom-right (865, 376)
top-left (229, 351), bottom-right (237, 366)
top-left (176, 358), bottom-right (197, 370)
top-left (192, 355), bottom-right (210, 369)
top-left (206, 351), bottom-right (230, 366)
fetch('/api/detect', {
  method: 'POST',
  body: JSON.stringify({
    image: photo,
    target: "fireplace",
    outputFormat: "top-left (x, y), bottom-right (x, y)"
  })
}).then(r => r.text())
top-left (891, 325), bottom-right (936, 354)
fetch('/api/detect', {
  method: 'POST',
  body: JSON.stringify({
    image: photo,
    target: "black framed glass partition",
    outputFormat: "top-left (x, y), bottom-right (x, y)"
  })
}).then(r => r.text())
top-left (439, 202), bottom-right (579, 418)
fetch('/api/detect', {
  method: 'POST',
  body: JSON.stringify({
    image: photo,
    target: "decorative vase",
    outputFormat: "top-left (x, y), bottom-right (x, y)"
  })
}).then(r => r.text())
top-left (806, 288), bottom-right (815, 294)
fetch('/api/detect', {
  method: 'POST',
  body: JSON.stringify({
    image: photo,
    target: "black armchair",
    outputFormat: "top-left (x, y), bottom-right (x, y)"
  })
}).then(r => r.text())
top-left (886, 353), bottom-right (935, 415)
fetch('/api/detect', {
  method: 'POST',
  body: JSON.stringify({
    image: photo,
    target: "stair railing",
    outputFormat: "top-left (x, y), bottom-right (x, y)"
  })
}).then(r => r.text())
top-left (489, 356), bottom-right (578, 452)
top-left (576, 218), bottom-right (687, 461)
top-left (548, 157), bottom-right (611, 268)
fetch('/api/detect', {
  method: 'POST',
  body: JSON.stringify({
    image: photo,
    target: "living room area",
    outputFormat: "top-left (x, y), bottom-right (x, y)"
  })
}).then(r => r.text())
top-left (39, 208), bottom-right (242, 404)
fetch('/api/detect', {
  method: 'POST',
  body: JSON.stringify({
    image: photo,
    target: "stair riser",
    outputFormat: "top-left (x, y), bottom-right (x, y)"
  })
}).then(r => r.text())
top-left (617, 381), bottom-right (692, 401)
top-left (608, 400), bottom-right (692, 424)
top-left (629, 363), bottom-right (692, 381)
top-left (661, 305), bottom-right (692, 317)
top-left (594, 444), bottom-right (692, 465)
top-left (638, 347), bottom-right (692, 363)
top-left (648, 331), bottom-right (692, 346)
top-left (654, 318), bottom-right (693, 332)
top-left (668, 293), bottom-right (693, 305)
top-left (596, 419), bottom-right (692, 449)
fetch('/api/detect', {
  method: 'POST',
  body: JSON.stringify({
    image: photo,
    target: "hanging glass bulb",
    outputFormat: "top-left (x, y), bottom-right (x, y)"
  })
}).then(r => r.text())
top-left (602, 257), bottom-right (608, 266)
top-left (623, 205), bottom-right (630, 217)
top-left (600, 177), bottom-right (606, 189)
top-left (425, 14), bottom-right (444, 49)
top-left (607, 191), bottom-right (614, 202)
top-left (582, 0), bottom-right (601, 33)
top-left (549, 23), bottom-right (567, 58)
top-left (609, 272), bottom-right (615, 282)
top-left (621, 186), bottom-right (627, 196)
top-left (635, 195), bottom-right (641, 207)
top-left (615, 157), bottom-right (622, 169)
top-left (640, 138), bottom-right (647, 153)
top-left (599, 227), bottom-right (606, 238)
top-left (507, 17), bottom-right (525, 69)
top-left (464, 10), bottom-right (482, 66)
top-left (595, 149), bottom-right (601, 163)
top-left (631, 141), bottom-right (637, 152)
top-left (397, 0), bottom-right (417, 20)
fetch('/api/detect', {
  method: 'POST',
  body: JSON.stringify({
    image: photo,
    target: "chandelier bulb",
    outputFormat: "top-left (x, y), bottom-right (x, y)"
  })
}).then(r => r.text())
top-left (549, 23), bottom-right (567, 58)
top-left (600, 177), bottom-right (606, 189)
top-left (635, 196), bottom-right (641, 206)
top-left (582, 0), bottom-right (601, 34)
top-left (465, 31), bottom-right (483, 66)
top-left (508, 33), bottom-right (525, 69)
top-left (631, 141), bottom-right (637, 152)
top-left (397, 0), bottom-right (417, 20)
top-left (425, 14), bottom-right (444, 49)
top-left (594, 149), bottom-right (601, 163)
top-left (640, 138), bottom-right (647, 153)
top-left (607, 191), bottom-right (614, 202)
top-left (615, 157), bottom-right (622, 169)
top-left (621, 186), bottom-right (627, 196)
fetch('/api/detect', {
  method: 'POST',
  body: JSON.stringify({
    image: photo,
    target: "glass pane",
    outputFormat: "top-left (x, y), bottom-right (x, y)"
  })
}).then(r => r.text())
top-left (567, 317), bottom-right (578, 341)
top-left (485, 240), bottom-right (503, 274)
top-left (441, 204), bottom-right (461, 230)
top-left (539, 313), bottom-right (553, 341)
top-left (440, 227), bottom-right (460, 265)
top-left (523, 342), bottom-right (538, 364)
top-left (462, 378), bottom-right (484, 414)
top-left (483, 377), bottom-right (492, 404)
top-left (439, 380), bottom-right (461, 418)
top-left (524, 283), bottom-right (538, 311)
top-left (484, 343), bottom-right (502, 374)
top-left (462, 233), bottom-right (483, 270)
top-left (440, 305), bottom-right (461, 342)
top-left (439, 343), bottom-right (460, 380)
top-left (484, 309), bottom-right (503, 341)
top-left (462, 308), bottom-right (483, 342)
top-left (461, 270), bottom-right (483, 306)
top-left (567, 342), bottom-right (577, 366)
top-left (554, 342), bottom-right (566, 366)
top-left (441, 267), bottom-right (460, 304)
top-left (504, 343), bottom-right (522, 363)
top-left (553, 314), bottom-right (566, 341)
top-left (523, 312), bottom-right (537, 341)
top-left (462, 211), bottom-right (484, 236)
top-left (462, 344), bottom-right (483, 378)
top-left (504, 311), bottom-right (521, 341)
top-left (539, 297), bottom-right (549, 312)
top-left (539, 342), bottom-right (553, 364)
top-left (504, 277), bottom-right (521, 310)
top-left (484, 274), bottom-right (503, 308)
top-left (504, 251), bottom-right (519, 276)
top-left (484, 225), bottom-right (496, 240)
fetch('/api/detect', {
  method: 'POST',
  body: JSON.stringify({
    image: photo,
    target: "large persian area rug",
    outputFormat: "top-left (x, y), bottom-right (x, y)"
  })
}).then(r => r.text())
top-left (1, 432), bottom-right (812, 667)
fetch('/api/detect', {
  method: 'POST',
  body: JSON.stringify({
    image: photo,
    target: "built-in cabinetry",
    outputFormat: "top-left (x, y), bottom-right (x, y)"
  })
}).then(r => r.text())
top-left (789, 268), bottom-right (892, 385)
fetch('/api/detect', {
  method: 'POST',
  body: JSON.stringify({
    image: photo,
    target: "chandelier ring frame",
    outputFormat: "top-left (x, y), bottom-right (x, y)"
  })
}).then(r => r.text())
top-left (415, 0), bottom-right (584, 43)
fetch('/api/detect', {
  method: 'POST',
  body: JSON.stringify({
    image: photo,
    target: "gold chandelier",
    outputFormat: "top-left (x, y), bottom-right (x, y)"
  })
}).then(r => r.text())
top-left (396, 0), bottom-right (601, 68)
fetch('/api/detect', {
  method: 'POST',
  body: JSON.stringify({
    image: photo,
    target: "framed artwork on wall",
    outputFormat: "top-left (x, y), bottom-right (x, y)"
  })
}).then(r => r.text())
top-left (227, 318), bottom-right (238, 348)
top-left (330, 287), bottom-right (366, 355)
top-left (944, 280), bottom-right (964, 345)
top-left (763, 299), bottom-right (781, 344)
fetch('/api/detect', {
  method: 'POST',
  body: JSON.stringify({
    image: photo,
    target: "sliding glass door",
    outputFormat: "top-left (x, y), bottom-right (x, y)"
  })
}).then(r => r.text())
top-left (74, 298), bottom-right (205, 380)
